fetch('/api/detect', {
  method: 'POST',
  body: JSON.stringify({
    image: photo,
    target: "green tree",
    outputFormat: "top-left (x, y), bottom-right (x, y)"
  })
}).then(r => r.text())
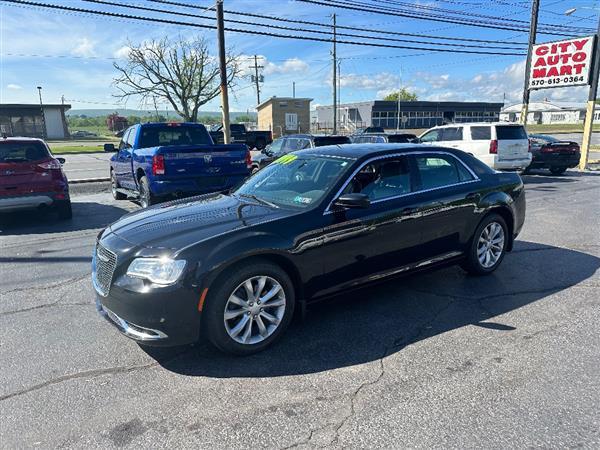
top-left (383, 88), bottom-right (418, 102)
top-left (235, 115), bottom-right (253, 123)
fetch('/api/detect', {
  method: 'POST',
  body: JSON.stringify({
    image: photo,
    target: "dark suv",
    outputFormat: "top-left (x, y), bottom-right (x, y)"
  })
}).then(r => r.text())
top-left (251, 134), bottom-right (351, 172)
top-left (0, 137), bottom-right (71, 218)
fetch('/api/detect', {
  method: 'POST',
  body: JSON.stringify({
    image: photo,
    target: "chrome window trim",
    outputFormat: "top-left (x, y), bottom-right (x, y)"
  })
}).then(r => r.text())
top-left (323, 150), bottom-right (480, 215)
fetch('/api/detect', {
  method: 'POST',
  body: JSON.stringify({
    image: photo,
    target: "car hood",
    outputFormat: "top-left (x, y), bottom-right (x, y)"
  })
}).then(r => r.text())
top-left (107, 193), bottom-right (291, 250)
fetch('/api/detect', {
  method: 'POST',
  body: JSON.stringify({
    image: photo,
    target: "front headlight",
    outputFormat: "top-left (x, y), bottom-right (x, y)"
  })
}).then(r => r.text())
top-left (126, 258), bottom-right (187, 285)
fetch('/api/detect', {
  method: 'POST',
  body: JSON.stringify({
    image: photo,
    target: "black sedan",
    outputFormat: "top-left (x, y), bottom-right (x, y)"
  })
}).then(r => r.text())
top-left (93, 145), bottom-right (526, 355)
top-left (527, 134), bottom-right (580, 175)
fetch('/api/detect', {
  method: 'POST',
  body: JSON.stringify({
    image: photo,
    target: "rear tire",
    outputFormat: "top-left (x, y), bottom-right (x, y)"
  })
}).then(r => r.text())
top-left (549, 166), bottom-right (566, 175)
top-left (56, 200), bottom-right (72, 220)
top-left (138, 176), bottom-right (156, 208)
top-left (203, 261), bottom-right (295, 355)
top-left (461, 213), bottom-right (508, 276)
top-left (111, 171), bottom-right (126, 200)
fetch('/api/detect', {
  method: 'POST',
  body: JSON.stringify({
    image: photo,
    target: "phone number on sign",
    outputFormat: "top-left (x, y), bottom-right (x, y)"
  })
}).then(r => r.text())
top-left (531, 76), bottom-right (585, 87)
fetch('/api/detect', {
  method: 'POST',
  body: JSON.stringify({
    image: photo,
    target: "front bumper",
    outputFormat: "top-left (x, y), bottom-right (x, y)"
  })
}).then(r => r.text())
top-left (96, 299), bottom-right (168, 342)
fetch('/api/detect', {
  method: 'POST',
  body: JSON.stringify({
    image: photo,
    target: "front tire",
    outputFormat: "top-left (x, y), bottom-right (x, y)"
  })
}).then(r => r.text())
top-left (549, 166), bottom-right (566, 175)
top-left (138, 176), bottom-right (156, 208)
top-left (203, 261), bottom-right (295, 355)
top-left (461, 213), bottom-right (508, 276)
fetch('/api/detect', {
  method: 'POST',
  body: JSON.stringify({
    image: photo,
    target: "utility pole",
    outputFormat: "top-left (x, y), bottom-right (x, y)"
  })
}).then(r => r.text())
top-left (337, 60), bottom-right (341, 130)
top-left (396, 68), bottom-right (402, 131)
top-left (249, 54), bottom-right (264, 106)
top-left (37, 86), bottom-right (46, 140)
top-left (216, 0), bottom-right (231, 144)
top-left (332, 13), bottom-right (337, 135)
top-left (292, 81), bottom-right (296, 99)
top-left (520, 0), bottom-right (540, 126)
top-left (579, 17), bottom-right (600, 170)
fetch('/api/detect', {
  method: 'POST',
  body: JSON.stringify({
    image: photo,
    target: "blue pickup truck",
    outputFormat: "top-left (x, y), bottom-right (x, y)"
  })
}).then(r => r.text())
top-left (105, 122), bottom-right (251, 207)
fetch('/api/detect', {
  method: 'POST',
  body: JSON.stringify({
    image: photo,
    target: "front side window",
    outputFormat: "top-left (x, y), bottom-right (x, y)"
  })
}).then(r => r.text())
top-left (415, 154), bottom-right (473, 190)
top-left (269, 138), bottom-right (284, 154)
top-left (235, 155), bottom-right (353, 209)
top-left (343, 156), bottom-right (412, 201)
top-left (119, 129), bottom-right (131, 150)
top-left (420, 130), bottom-right (441, 143)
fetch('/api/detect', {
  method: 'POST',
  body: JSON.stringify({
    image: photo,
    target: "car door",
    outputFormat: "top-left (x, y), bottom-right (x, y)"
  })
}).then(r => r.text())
top-left (409, 152), bottom-right (480, 259)
top-left (419, 128), bottom-right (442, 146)
top-left (437, 127), bottom-right (464, 150)
top-left (113, 128), bottom-right (131, 184)
top-left (317, 155), bottom-right (424, 296)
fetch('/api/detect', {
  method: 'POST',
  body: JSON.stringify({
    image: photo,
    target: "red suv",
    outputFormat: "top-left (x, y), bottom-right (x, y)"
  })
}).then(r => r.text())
top-left (0, 137), bottom-right (72, 219)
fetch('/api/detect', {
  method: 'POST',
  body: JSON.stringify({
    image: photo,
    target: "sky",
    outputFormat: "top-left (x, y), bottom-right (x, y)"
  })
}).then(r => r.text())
top-left (0, 0), bottom-right (598, 114)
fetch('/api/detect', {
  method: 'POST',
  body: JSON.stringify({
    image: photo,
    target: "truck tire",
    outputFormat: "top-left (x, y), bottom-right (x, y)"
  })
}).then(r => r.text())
top-left (139, 176), bottom-right (156, 208)
top-left (254, 138), bottom-right (266, 150)
top-left (111, 170), bottom-right (126, 200)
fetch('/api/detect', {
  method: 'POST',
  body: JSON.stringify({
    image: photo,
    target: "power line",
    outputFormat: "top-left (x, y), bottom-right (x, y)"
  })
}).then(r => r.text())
top-left (148, 0), bottom-right (528, 46)
top-left (82, 0), bottom-right (525, 51)
top-left (0, 0), bottom-right (526, 56)
top-left (297, 0), bottom-right (594, 36)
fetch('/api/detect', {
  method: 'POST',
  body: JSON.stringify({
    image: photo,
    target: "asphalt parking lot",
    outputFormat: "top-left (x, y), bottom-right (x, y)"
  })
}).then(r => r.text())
top-left (1, 170), bottom-right (599, 448)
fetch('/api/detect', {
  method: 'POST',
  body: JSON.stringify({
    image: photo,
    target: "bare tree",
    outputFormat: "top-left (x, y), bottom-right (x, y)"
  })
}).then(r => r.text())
top-left (113, 36), bottom-right (239, 122)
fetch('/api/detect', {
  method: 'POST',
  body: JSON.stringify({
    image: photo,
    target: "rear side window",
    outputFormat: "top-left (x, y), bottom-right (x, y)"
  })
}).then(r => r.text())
top-left (415, 154), bottom-right (473, 190)
top-left (138, 126), bottom-right (212, 148)
top-left (440, 127), bottom-right (463, 141)
top-left (471, 126), bottom-right (491, 140)
top-left (0, 141), bottom-right (49, 162)
top-left (496, 126), bottom-right (527, 140)
top-left (313, 136), bottom-right (351, 146)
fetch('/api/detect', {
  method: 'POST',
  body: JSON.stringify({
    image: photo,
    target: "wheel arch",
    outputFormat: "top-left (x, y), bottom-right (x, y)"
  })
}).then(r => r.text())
top-left (484, 205), bottom-right (515, 252)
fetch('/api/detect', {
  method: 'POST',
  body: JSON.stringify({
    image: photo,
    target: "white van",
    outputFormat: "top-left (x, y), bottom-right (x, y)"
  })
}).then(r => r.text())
top-left (419, 123), bottom-right (532, 170)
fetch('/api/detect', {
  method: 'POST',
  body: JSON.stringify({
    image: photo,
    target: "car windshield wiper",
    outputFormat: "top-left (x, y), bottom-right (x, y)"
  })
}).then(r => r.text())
top-left (237, 193), bottom-right (279, 209)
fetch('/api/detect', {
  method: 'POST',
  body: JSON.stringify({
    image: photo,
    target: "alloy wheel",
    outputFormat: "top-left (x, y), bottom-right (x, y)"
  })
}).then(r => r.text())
top-left (223, 276), bottom-right (286, 345)
top-left (477, 222), bottom-right (505, 268)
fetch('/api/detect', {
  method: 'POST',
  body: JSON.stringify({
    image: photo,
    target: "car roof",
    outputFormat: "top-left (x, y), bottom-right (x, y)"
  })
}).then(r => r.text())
top-left (0, 136), bottom-right (46, 143)
top-left (300, 143), bottom-right (465, 160)
top-left (428, 122), bottom-right (522, 130)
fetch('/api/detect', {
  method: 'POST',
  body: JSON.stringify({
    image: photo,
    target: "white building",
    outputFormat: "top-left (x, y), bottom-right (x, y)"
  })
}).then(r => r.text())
top-left (500, 101), bottom-right (600, 125)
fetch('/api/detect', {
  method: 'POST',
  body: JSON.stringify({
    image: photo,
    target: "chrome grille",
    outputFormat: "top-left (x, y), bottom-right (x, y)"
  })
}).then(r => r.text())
top-left (93, 243), bottom-right (117, 297)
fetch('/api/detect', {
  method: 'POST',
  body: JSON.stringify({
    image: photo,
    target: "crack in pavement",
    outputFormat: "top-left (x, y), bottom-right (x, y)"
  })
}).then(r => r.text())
top-left (0, 273), bottom-right (89, 297)
top-left (0, 301), bottom-right (90, 317)
top-left (0, 348), bottom-right (194, 402)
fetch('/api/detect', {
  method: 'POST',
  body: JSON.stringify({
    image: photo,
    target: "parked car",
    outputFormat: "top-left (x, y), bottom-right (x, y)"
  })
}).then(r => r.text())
top-left (354, 126), bottom-right (385, 134)
top-left (350, 132), bottom-right (418, 144)
top-left (105, 122), bottom-right (251, 208)
top-left (251, 134), bottom-right (351, 172)
top-left (526, 134), bottom-right (580, 175)
top-left (71, 130), bottom-right (98, 138)
top-left (419, 123), bottom-right (532, 171)
top-left (0, 136), bottom-right (71, 219)
top-left (93, 143), bottom-right (525, 355)
top-left (210, 123), bottom-right (272, 150)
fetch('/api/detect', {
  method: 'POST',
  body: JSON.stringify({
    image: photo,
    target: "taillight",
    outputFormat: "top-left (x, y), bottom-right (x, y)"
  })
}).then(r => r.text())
top-left (489, 139), bottom-right (498, 154)
top-left (152, 154), bottom-right (165, 175)
top-left (245, 149), bottom-right (252, 169)
top-left (37, 159), bottom-right (62, 170)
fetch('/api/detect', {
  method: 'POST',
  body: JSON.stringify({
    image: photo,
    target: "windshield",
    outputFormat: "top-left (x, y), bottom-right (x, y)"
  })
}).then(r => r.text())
top-left (0, 141), bottom-right (49, 162)
top-left (138, 126), bottom-right (212, 148)
top-left (234, 154), bottom-right (354, 209)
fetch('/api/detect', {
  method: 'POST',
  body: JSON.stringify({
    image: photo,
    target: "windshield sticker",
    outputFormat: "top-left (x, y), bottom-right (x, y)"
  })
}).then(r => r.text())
top-left (294, 196), bottom-right (312, 205)
top-left (275, 154), bottom-right (298, 165)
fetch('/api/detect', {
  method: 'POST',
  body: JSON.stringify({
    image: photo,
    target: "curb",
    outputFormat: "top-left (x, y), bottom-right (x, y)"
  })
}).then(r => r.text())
top-left (53, 151), bottom-right (109, 156)
top-left (70, 177), bottom-right (110, 184)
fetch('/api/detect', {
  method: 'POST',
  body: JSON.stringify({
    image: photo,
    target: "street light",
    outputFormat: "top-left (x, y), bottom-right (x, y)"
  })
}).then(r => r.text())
top-left (564, 6), bottom-right (600, 170)
top-left (37, 86), bottom-right (47, 140)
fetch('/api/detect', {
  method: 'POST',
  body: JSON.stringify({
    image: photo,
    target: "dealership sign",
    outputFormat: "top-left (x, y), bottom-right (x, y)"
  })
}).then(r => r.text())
top-left (528, 35), bottom-right (596, 90)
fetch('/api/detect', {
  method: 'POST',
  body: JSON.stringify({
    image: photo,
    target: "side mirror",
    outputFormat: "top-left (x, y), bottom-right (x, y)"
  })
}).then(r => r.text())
top-left (104, 143), bottom-right (116, 152)
top-left (334, 193), bottom-right (370, 209)
top-left (56, 157), bottom-right (66, 165)
top-left (262, 145), bottom-right (271, 155)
